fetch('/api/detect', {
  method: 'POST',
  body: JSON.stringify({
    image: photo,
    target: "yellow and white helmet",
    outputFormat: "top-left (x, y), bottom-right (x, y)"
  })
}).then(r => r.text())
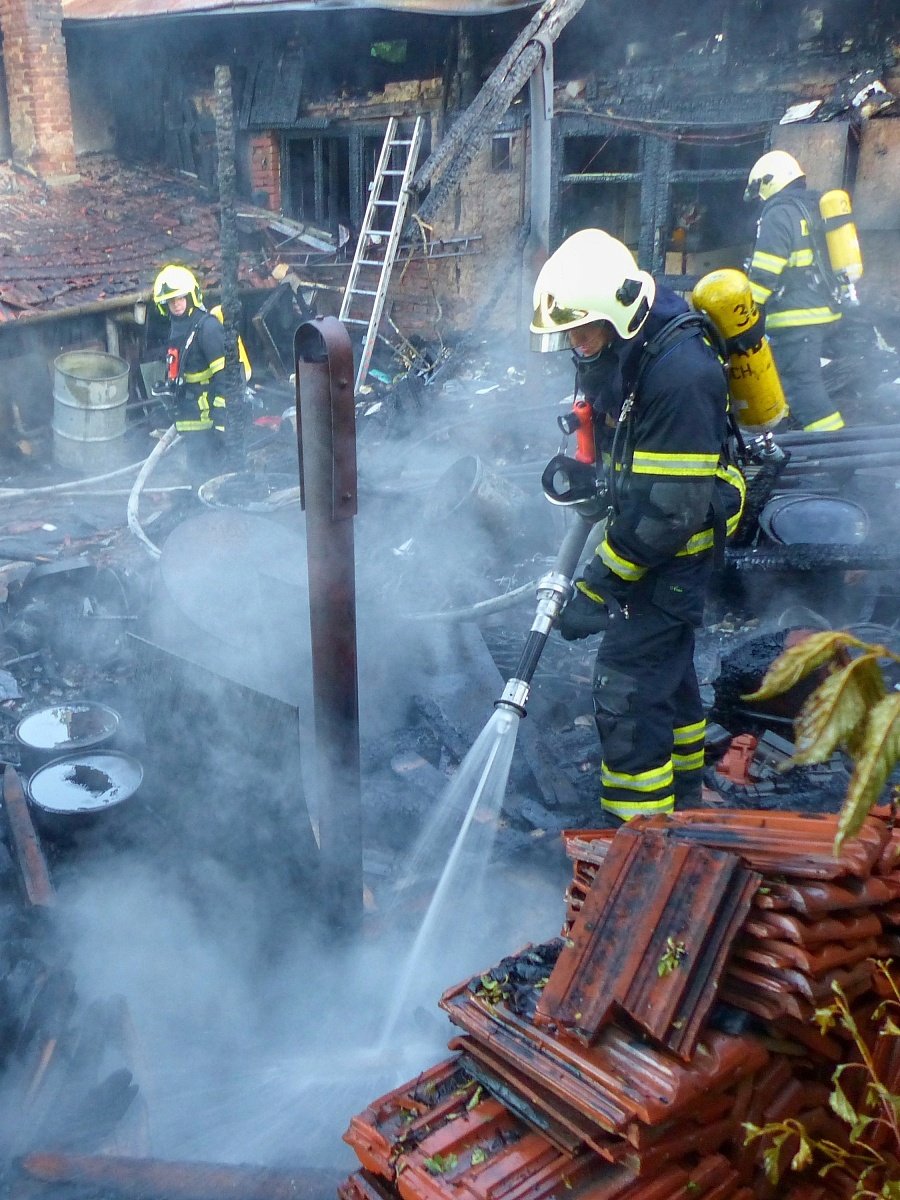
top-left (152, 264), bottom-right (203, 315)
top-left (744, 150), bottom-right (805, 203)
top-left (530, 229), bottom-right (655, 351)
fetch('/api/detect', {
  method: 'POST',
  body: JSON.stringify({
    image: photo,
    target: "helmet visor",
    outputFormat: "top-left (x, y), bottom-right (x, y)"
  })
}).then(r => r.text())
top-left (530, 294), bottom-right (590, 335)
top-left (530, 330), bottom-right (571, 353)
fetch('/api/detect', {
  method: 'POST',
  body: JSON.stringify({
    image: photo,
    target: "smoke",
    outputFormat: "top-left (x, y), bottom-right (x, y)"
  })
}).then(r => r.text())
top-left (33, 345), bottom-right (574, 1170)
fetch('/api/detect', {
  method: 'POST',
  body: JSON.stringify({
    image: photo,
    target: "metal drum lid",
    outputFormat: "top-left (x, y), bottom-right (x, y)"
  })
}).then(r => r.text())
top-left (758, 494), bottom-right (870, 545)
top-left (27, 751), bottom-right (143, 815)
top-left (16, 702), bottom-right (120, 755)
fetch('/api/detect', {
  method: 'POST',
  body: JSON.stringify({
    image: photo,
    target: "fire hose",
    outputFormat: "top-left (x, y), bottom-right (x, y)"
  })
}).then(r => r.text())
top-left (725, 543), bottom-right (900, 572)
top-left (126, 425), bottom-right (180, 559)
top-left (494, 510), bottom-right (599, 718)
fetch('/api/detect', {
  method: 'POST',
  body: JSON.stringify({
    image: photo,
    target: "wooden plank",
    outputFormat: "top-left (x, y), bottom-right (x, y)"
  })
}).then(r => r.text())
top-left (1, 766), bottom-right (55, 908)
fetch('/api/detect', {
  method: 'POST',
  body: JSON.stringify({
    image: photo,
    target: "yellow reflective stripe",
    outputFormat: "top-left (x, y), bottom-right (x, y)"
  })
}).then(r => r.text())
top-left (804, 412), bottom-right (845, 432)
top-left (750, 250), bottom-right (787, 274)
top-left (211, 396), bottom-right (226, 408)
top-left (575, 581), bottom-right (605, 605)
top-left (787, 248), bottom-right (814, 267)
top-left (206, 356), bottom-right (226, 375)
top-left (175, 419), bottom-right (213, 430)
top-left (673, 719), bottom-right (705, 745)
top-left (672, 750), bottom-right (704, 772)
top-left (602, 760), bottom-right (673, 792)
top-left (766, 308), bottom-right (841, 328)
top-left (597, 538), bottom-right (646, 581)
top-left (601, 795), bottom-right (674, 820)
top-left (750, 281), bottom-right (772, 304)
top-left (183, 369), bottom-right (213, 383)
top-left (632, 450), bottom-right (719, 477)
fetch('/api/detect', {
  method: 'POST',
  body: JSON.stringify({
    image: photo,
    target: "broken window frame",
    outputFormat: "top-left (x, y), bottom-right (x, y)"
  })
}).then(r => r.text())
top-left (280, 119), bottom-right (391, 237)
top-left (551, 114), bottom-right (772, 289)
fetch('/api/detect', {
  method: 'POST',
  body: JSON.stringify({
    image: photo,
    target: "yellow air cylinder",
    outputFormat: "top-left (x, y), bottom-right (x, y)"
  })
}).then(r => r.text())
top-left (819, 189), bottom-right (863, 284)
top-left (691, 268), bottom-right (787, 432)
top-left (210, 304), bottom-right (253, 382)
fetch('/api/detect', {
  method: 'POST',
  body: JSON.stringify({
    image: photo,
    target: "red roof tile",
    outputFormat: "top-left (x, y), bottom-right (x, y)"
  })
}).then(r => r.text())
top-left (536, 828), bottom-right (760, 1060)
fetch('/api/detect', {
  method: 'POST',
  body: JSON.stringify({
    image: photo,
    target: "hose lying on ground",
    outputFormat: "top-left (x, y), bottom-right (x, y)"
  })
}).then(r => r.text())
top-left (0, 456), bottom-right (150, 498)
top-left (725, 543), bottom-right (900, 572)
top-left (126, 426), bottom-right (180, 560)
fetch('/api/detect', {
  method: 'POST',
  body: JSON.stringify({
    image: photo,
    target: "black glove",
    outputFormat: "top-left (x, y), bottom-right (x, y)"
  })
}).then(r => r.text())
top-left (557, 585), bottom-right (609, 641)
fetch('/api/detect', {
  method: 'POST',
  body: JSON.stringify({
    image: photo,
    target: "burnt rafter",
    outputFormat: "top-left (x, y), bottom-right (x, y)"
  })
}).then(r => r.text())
top-left (413, 0), bottom-right (588, 225)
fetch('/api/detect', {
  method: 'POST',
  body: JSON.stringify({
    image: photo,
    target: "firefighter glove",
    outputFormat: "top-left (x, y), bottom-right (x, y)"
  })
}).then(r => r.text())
top-left (557, 583), bottom-right (609, 641)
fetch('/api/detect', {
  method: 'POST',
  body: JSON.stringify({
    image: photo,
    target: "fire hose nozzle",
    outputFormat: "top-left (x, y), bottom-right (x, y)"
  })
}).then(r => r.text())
top-left (495, 678), bottom-right (530, 717)
top-left (531, 570), bottom-right (573, 635)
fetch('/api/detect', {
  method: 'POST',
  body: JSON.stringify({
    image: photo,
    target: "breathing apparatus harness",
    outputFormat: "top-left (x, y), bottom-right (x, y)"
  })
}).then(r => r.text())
top-left (765, 191), bottom-right (844, 308)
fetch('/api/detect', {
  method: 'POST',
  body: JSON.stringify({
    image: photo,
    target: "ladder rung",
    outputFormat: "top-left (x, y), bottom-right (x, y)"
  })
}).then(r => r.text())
top-left (359, 259), bottom-right (385, 267)
top-left (350, 288), bottom-right (378, 297)
top-left (383, 170), bottom-right (405, 176)
top-left (375, 199), bottom-right (400, 207)
top-left (366, 230), bottom-right (393, 238)
top-left (343, 317), bottom-right (368, 325)
top-left (390, 139), bottom-right (414, 146)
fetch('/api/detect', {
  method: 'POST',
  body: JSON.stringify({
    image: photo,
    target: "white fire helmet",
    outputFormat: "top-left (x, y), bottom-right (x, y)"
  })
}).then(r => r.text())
top-left (530, 229), bottom-right (655, 352)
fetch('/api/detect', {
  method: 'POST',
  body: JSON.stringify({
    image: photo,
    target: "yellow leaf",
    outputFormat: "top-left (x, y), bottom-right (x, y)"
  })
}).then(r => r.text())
top-left (835, 694), bottom-right (900, 855)
top-left (742, 631), bottom-right (863, 703)
top-left (792, 655), bottom-right (884, 766)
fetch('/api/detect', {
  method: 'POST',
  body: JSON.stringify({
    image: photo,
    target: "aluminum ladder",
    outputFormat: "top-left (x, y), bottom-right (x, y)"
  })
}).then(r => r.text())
top-left (339, 116), bottom-right (424, 394)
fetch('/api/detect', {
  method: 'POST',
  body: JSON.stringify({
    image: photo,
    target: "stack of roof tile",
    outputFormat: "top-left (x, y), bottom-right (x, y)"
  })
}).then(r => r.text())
top-left (342, 810), bottom-right (900, 1200)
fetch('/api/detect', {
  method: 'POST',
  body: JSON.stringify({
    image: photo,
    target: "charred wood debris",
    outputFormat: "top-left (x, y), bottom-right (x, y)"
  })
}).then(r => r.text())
top-left (0, 286), bottom-right (897, 1194)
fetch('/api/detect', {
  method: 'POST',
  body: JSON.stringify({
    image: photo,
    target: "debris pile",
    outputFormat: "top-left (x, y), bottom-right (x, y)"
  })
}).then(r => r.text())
top-left (342, 810), bottom-right (900, 1199)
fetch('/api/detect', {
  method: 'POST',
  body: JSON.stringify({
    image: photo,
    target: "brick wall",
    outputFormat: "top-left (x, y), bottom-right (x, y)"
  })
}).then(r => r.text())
top-left (389, 129), bottom-right (527, 339)
top-left (248, 130), bottom-right (281, 211)
top-left (0, 0), bottom-right (76, 180)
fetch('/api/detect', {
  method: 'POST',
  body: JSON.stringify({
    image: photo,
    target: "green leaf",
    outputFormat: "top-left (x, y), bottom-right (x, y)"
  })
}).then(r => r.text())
top-left (742, 631), bottom-right (864, 702)
top-left (470, 1148), bottom-right (486, 1166)
top-left (829, 1075), bottom-right (859, 1126)
top-left (835, 694), bottom-right (900, 854)
top-left (790, 1136), bottom-right (813, 1172)
top-left (466, 1086), bottom-right (483, 1111)
top-left (792, 655), bottom-right (884, 765)
top-left (849, 1114), bottom-right (873, 1143)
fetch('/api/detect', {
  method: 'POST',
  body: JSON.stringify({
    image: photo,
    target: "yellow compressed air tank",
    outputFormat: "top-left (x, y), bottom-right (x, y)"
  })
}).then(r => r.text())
top-left (820, 189), bottom-right (863, 285)
top-left (691, 268), bottom-right (787, 432)
top-left (210, 304), bottom-right (253, 382)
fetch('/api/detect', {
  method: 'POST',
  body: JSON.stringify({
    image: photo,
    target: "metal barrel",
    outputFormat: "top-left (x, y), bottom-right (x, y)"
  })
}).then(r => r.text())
top-left (52, 351), bottom-right (129, 474)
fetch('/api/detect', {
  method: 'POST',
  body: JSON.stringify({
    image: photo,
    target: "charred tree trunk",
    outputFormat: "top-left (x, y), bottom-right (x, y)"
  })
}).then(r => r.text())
top-left (214, 64), bottom-right (246, 469)
top-left (413, 0), bottom-right (588, 226)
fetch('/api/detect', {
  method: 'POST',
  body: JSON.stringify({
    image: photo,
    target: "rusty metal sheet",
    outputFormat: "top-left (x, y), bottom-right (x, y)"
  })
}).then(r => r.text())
top-left (629, 810), bottom-right (889, 879)
top-left (538, 828), bottom-right (759, 1060)
top-left (441, 972), bottom-right (769, 1134)
top-left (62, 0), bottom-right (538, 17)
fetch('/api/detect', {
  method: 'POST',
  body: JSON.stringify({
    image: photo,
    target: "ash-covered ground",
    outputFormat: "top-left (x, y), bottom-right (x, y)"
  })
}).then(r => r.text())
top-left (0, 318), bottom-right (897, 1173)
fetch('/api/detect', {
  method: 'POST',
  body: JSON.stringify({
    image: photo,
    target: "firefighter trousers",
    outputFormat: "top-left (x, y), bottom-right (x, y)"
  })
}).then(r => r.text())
top-left (768, 327), bottom-right (844, 432)
top-left (592, 600), bottom-right (706, 821)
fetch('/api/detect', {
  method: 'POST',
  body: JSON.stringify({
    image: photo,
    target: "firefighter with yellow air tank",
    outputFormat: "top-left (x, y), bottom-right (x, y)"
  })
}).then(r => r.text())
top-left (743, 149), bottom-right (864, 433)
top-left (152, 264), bottom-right (251, 483)
top-left (534, 229), bottom-right (746, 822)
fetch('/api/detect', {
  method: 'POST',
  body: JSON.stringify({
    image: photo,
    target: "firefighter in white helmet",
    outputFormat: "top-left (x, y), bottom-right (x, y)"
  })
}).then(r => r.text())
top-left (744, 150), bottom-right (844, 432)
top-left (152, 264), bottom-right (232, 482)
top-left (531, 229), bottom-right (745, 822)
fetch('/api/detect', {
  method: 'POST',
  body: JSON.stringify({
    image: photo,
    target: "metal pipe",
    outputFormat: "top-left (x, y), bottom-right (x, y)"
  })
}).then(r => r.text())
top-left (782, 452), bottom-right (900, 474)
top-left (773, 424), bottom-right (899, 447)
top-left (782, 440), bottom-right (900, 461)
top-left (495, 510), bottom-right (598, 716)
top-left (18, 1153), bottom-right (343, 1200)
top-left (295, 317), bottom-right (362, 937)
